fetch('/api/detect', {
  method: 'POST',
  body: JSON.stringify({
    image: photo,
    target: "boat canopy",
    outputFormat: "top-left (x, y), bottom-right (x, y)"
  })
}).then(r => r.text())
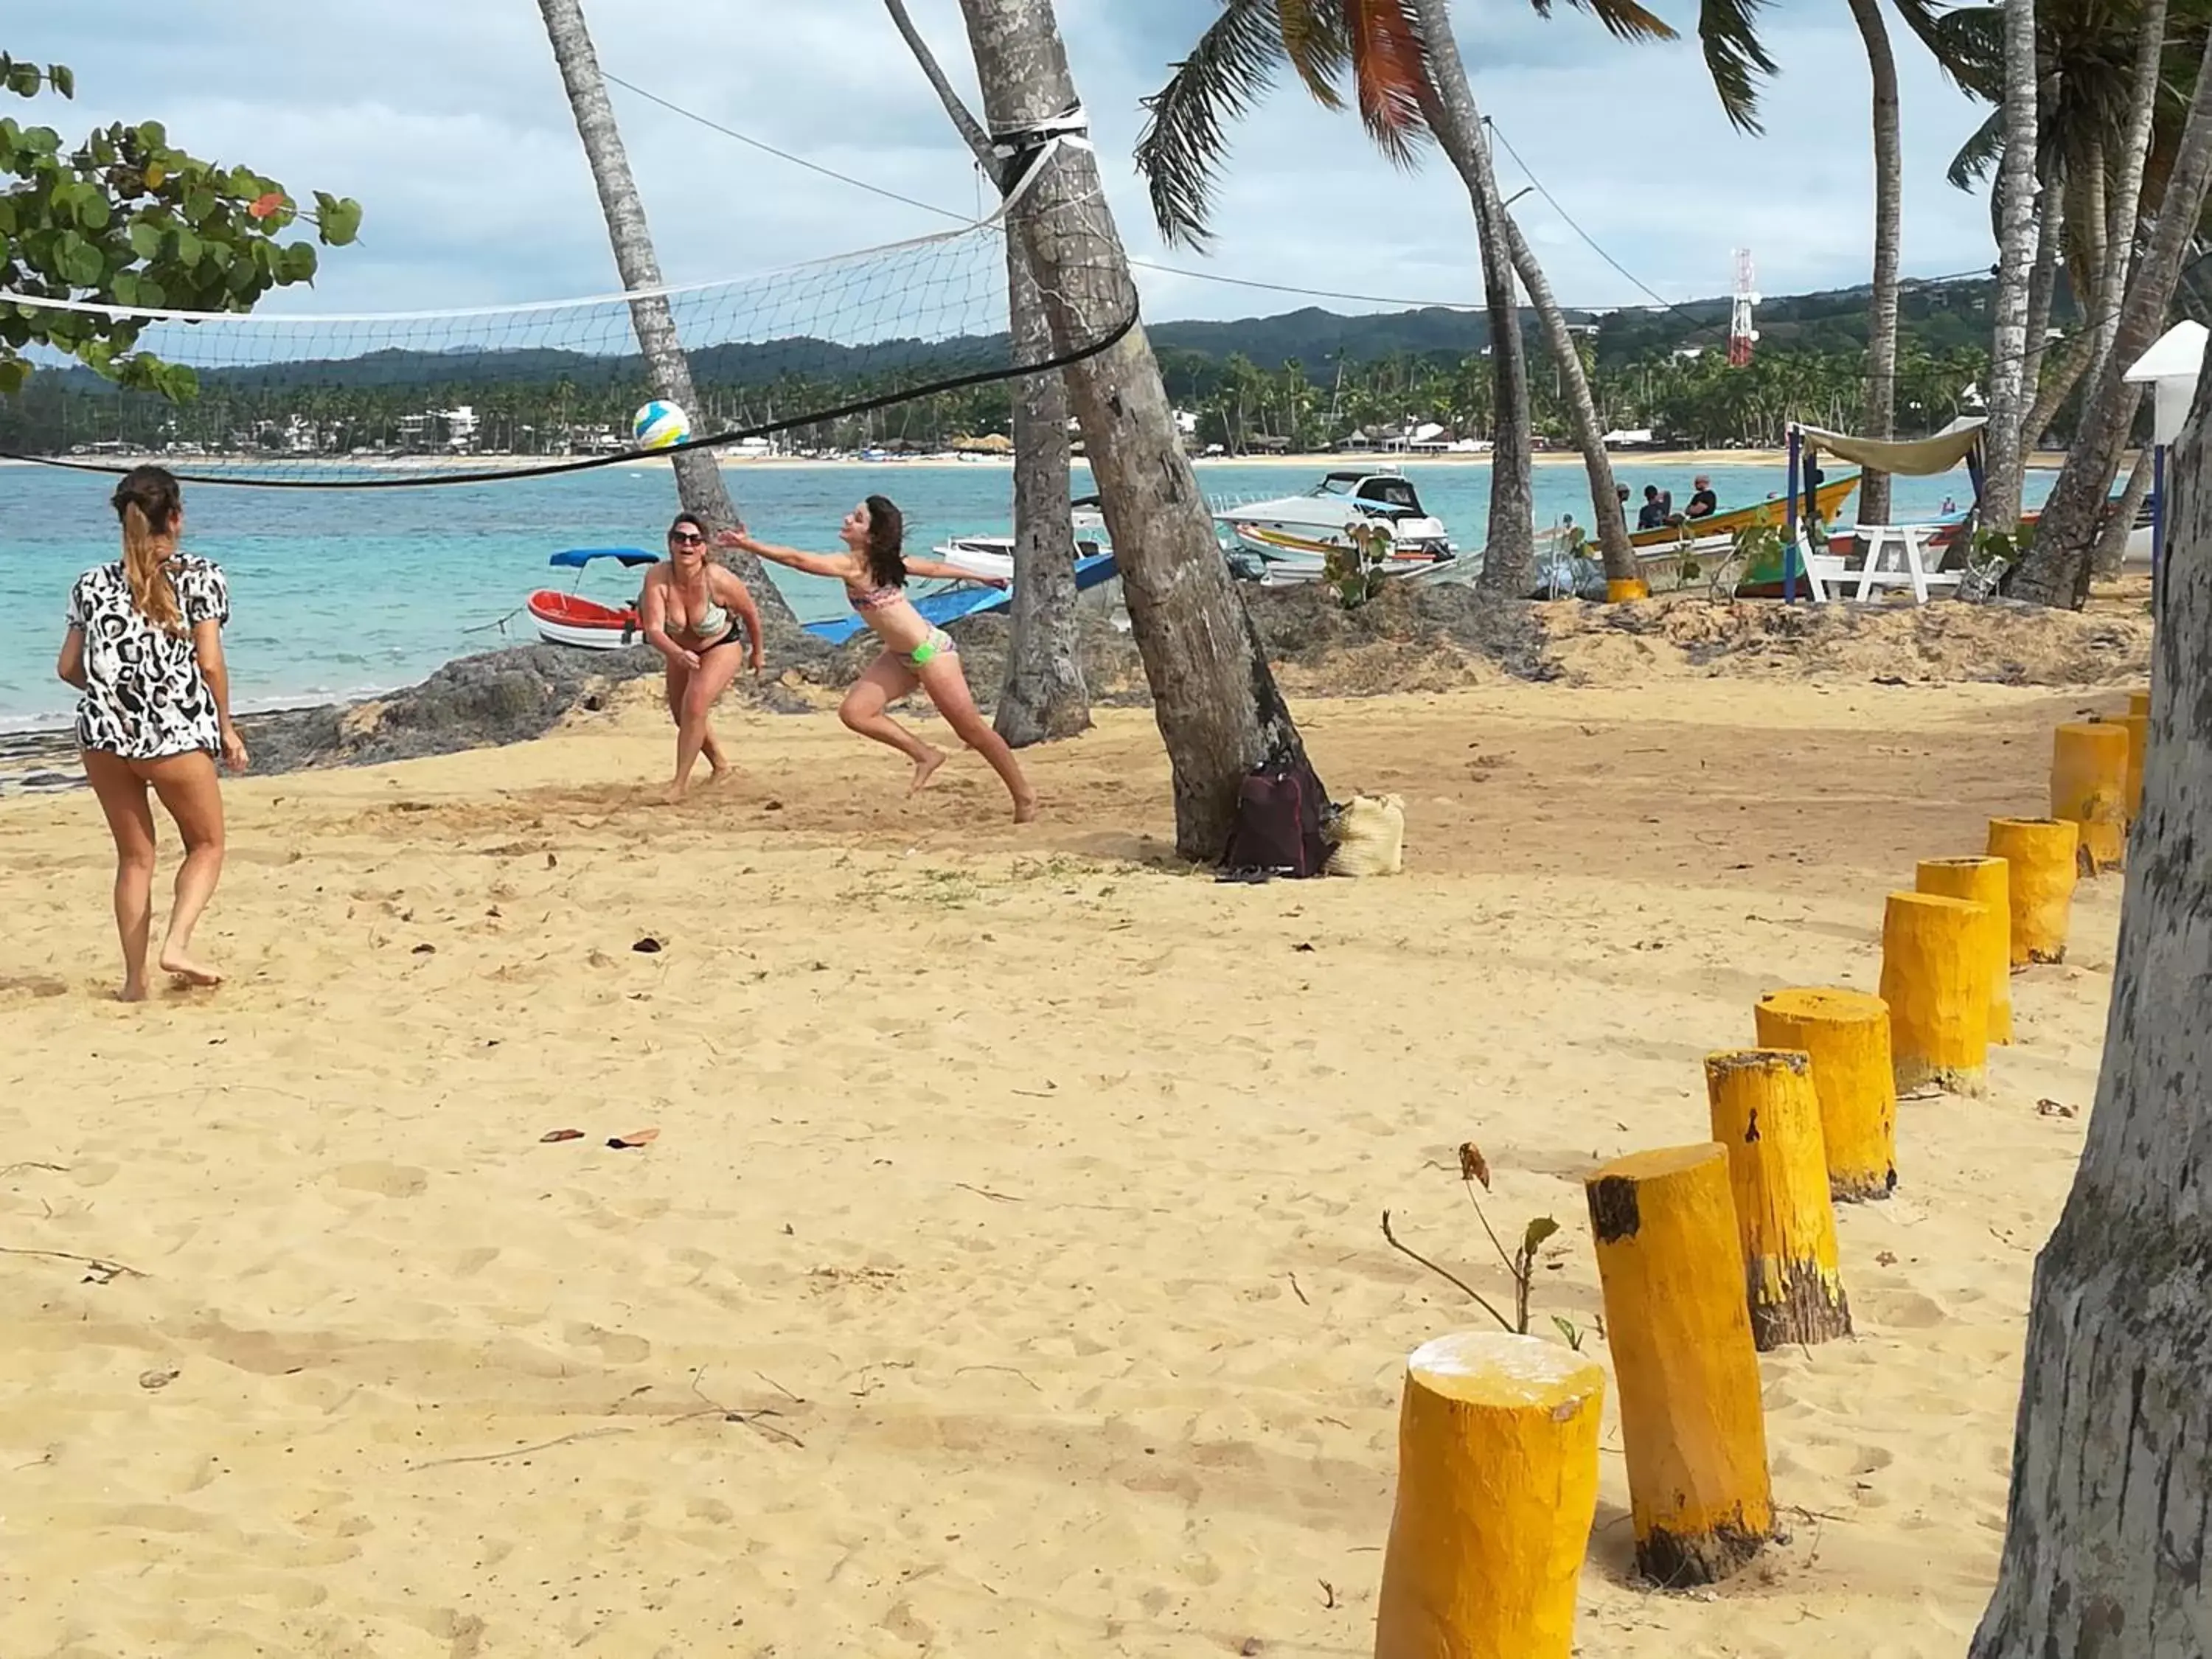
top-left (1794, 417), bottom-right (1986, 479)
top-left (548, 546), bottom-right (661, 569)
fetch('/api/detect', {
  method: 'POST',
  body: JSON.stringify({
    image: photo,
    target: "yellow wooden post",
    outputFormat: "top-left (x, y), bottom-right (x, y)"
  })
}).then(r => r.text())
top-left (1915, 856), bottom-right (2012, 1044)
top-left (1986, 818), bottom-right (2078, 964)
top-left (2051, 720), bottom-right (2132, 874)
top-left (2121, 712), bottom-right (2149, 821)
top-left (1607, 577), bottom-right (1652, 602)
top-left (2129, 689), bottom-right (2150, 719)
top-left (1585, 1144), bottom-right (1773, 1585)
top-left (1753, 988), bottom-right (1897, 1200)
top-left (1373, 1332), bottom-right (1606, 1659)
top-left (1703, 1050), bottom-right (1852, 1350)
top-left (1879, 891), bottom-right (1994, 1095)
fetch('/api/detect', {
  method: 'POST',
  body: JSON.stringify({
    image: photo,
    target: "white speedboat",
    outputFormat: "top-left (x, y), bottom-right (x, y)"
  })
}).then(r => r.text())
top-left (931, 495), bottom-right (1109, 581)
top-left (1211, 466), bottom-right (1455, 580)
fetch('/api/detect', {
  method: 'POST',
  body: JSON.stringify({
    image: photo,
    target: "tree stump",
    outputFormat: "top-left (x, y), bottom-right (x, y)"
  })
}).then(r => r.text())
top-left (1373, 1332), bottom-right (1605, 1659)
top-left (1753, 987), bottom-right (1897, 1200)
top-left (1880, 891), bottom-right (1995, 1096)
top-left (1986, 818), bottom-right (2079, 964)
top-left (2122, 712), bottom-right (2149, 821)
top-left (1703, 1049), bottom-right (1853, 1350)
top-left (1585, 1144), bottom-right (1774, 1585)
top-left (2051, 720), bottom-right (2132, 874)
top-left (1916, 856), bottom-right (2014, 1044)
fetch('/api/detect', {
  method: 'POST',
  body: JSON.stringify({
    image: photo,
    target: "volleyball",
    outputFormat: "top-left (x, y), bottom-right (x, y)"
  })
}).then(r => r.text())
top-left (631, 400), bottom-right (690, 451)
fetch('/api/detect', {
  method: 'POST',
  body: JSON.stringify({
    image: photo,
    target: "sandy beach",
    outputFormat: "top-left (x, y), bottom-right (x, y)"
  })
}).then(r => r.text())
top-left (0, 657), bottom-right (2131, 1655)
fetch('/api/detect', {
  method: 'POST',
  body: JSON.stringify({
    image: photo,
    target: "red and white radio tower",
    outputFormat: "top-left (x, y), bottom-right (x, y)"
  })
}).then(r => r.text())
top-left (1728, 248), bottom-right (1760, 366)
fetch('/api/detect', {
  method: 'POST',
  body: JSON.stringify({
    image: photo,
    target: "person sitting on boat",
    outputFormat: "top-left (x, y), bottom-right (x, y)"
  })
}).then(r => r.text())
top-left (718, 498), bottom-right (1037, 822)
top-left (1637, 485), bottom-right (1670, 530)
top-left (1685, 476), bottom-right (1718, 521)
top-left (639, 512), bottom-right (765, 804)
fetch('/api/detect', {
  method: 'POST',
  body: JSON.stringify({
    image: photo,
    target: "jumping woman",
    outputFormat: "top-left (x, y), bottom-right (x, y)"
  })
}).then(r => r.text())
top-left (718, 498), bottom-right (1037, 821)
top-left (55, 465), bottom-right (247, 1001)
top-left (639, 512), bottom-right (764, 802)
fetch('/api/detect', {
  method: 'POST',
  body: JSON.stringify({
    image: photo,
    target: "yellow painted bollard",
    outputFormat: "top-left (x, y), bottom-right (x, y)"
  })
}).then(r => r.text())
top-left (1753, 987), bottom-right (1897, 1200)
top-left (1585, 1144), bottom-right (1773, 1585)
top-left (1915, 856), bottom-right (2013, 1044)
top-left (2129, 689), bottom-right (2150, 719)
top-left (2051, 720), bottom-right (2132, 874)
top-left (1373, 1332), bottom-right (1605, 1659)
top-left (1703, 1050), bottom-right (1852, 1351)
top-left (1607, 577), bottom-right (1652, 602)
top-left (2122, 712), bottom-right (2149, 820)
top-left (1879, 891), bottom-right (1994, 1096)
top-left (1986, 818), bottom-right (2079, 964)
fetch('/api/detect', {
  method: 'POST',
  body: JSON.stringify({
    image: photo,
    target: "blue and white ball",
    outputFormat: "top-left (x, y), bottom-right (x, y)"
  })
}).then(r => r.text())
top-left (632, 400), bottom-right (691, 452)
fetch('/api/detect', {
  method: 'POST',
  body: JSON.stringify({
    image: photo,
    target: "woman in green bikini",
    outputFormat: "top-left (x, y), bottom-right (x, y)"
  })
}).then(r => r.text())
top-left (718, 496), bottom-right (1037, 821)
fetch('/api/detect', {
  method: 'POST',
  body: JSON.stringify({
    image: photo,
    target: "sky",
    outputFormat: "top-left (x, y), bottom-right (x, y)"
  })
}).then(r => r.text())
top-left (5, 1), bottom-right (2000, 324)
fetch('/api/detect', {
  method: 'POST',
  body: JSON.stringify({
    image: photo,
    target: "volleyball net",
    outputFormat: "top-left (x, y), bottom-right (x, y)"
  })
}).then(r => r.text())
top-left (0, 208), bottom-right (1135, 488)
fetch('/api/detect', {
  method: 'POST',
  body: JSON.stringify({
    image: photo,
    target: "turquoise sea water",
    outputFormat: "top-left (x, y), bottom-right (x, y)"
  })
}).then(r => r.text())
top-left (0, 456), bottom-right (2031, 731)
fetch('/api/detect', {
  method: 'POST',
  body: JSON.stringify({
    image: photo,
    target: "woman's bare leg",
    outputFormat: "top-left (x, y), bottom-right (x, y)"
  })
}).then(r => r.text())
top-left (81, 750), bottom-right (157, 1001)
top-left (144, 751), bottom-right (226, 986)
top-left (838, 654), bottom-right (943, 793)
top-left (669, 645), bottom-right (745, 802)
top-left (919, 655), bottom-right (1038, 821)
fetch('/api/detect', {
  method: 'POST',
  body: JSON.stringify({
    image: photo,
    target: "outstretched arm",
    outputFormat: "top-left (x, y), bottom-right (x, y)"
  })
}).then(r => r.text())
top-left (716, 527), bottom-right (851, 581)
top-left (902, 555), bottom-right (1009, 588)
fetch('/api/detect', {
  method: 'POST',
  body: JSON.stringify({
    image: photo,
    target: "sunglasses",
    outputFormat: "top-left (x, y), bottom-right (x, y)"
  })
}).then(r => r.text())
top-left (669, 530), bottom-right (705, 545)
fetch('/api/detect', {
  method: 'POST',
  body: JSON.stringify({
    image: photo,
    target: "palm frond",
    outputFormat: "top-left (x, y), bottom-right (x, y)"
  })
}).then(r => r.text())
top-left (1135, 0), bottom-right (1293, 250)
top-left (1529, 0), bottom-right (1680, 45)
top-left (1889, 0), bottom-right (1980, 90)
top-left (1947, 106), bottom-right (2005, 188)
top-left (1698, 0), bottom-right (1778, 134)
top-left (1926, 3), bottom-right (2003, 99)
top-left (1345, 0), bottom-right (1435, 167)
top-left (1276, 0), bottom-right (1352, 110)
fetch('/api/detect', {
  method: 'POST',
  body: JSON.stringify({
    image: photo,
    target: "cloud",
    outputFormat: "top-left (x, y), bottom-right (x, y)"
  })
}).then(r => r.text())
top-left (4, 1), bottom-right (1998, 329)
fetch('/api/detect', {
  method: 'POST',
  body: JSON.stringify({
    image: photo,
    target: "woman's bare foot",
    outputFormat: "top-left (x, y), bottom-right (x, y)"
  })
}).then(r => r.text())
top-left (119, 978), bottom-right (148, 1004)
top-left (661, 777), bottom-right (691, 805)
top-left (909, 747), bottom-right (947, 796)
top-left (1012, 792), bottom-right (1040, 824)
top-left (159, 948), bottom-right (222, 987)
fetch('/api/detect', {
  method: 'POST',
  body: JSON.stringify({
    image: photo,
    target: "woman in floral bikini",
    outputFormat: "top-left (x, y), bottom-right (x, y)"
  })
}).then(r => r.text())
top-left (55, 465), bottom-right (247, 1001)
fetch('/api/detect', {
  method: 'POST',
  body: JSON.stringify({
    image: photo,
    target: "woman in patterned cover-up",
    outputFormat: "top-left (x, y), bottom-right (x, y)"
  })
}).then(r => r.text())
top-left (55, 466), bottom-right (248, 1001)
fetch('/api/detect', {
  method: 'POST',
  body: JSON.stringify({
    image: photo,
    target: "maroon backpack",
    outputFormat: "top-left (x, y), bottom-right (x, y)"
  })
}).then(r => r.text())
top-left (1222, 762), bottom-right (1331, 878)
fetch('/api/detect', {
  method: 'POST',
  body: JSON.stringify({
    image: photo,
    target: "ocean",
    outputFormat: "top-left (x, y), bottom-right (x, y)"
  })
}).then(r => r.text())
top-left (0, 456), bottom-right (2028, 731)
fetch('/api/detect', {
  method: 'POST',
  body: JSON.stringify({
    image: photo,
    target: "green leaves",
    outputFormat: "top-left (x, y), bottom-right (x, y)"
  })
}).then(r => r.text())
top-left (0, 57), bottom-right (362, 402)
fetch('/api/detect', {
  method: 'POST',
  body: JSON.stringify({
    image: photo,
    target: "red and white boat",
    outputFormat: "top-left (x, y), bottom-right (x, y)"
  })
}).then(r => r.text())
top-left (527, 547), bottom-right (660, 650)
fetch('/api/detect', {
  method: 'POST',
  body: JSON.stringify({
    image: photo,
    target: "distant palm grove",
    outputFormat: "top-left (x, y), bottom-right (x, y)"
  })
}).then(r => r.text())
top-left (0, 274), bottom-right (2022, 462)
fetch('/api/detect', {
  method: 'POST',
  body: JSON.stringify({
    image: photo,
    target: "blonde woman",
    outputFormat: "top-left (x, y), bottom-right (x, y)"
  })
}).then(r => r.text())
top-left (55, 465), bottom-right (246, 1001)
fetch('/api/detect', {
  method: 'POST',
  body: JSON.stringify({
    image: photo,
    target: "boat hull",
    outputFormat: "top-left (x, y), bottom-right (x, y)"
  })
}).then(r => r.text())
top-left (528, 591), bottom-right (642, 650)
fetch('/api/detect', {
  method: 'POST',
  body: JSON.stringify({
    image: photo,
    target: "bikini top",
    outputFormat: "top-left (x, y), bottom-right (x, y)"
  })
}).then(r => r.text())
top-left (846, 581), bottom-right (902, 613)
top-left (689, 596), bottom-right (731, 637)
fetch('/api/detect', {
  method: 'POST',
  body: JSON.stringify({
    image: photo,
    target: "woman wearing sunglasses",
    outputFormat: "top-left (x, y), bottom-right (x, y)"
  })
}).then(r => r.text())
top-left (639, 512), bottom-right (765, 802)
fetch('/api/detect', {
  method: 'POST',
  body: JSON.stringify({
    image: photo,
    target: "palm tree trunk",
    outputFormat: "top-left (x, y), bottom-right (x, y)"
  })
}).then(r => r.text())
top-left (1499, 209), bottom-right (1639, 591)
top-left (2096, 5), bottom-right (2166, 383)
top-left (2091, 447), bottom-right (2154, 578)
top-left (1967, 428), bottom-right (2212, 1655)
top-left (880, 0), bottom-right (1088, 744)
top-left (2020, 178), bottom-right (2061, 447)
top-left (1981, 0), bottom-right (2041, 530)
top-left (533, 0), bottom-right (786, 616)
top-left (2011, 28), bottom-right (2212, 608)
top-left (1402, 0), bottom-right (1534, 598)
top-left (1846, 0), bottom-right (1902, 529)
top-left (953, 0), bottom-right (1309, 857)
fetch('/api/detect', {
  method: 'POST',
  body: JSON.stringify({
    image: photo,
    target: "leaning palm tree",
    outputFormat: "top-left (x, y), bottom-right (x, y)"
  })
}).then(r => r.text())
top-left (881, 0), bottom-right (1091, 747)
top-left (535, 0), bottom-right (785, 613)
top-left (1136, 0), bottom-right (1749, 601)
